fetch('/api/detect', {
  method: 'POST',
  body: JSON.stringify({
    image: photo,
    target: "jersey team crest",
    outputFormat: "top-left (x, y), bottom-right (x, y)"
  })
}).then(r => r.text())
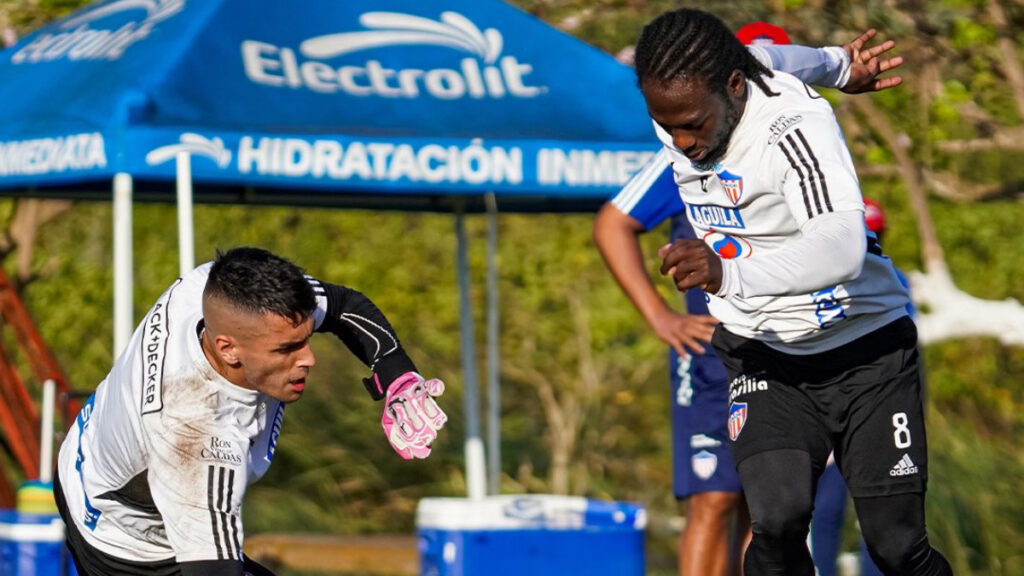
top-left (728, 402), bottom-right (748, 441)
top-left (716, 168), bottom-right (744, 205)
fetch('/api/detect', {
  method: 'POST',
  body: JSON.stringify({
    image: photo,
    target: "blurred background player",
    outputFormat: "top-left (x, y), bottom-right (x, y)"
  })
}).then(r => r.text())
top-left (665, 20), bottom-right (795, 576)
top-left (666, 212), bottom-right (748, 576)
top-left (669, 22), bottom-right (793, 575)
top-left (735, 21), bottom-right (791, 46)
top-left (864, 198), bottom-right (914, 314)
top-left (664, 24), bottom-right (794, 574)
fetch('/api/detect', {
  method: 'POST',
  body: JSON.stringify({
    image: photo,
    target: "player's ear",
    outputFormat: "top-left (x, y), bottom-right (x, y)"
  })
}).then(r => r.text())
top-left (727, 69), bottom-right (746, 98)
top-left (214, 333), bottom-right (242, 366)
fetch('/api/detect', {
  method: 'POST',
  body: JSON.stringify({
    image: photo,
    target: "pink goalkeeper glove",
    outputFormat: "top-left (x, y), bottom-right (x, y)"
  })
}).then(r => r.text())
top-left (381, 372), bottom-right (447, 459)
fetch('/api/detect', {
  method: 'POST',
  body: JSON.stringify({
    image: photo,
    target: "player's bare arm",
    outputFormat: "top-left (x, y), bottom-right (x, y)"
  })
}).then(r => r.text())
top-left (594, 203), bottom-right (717, 355)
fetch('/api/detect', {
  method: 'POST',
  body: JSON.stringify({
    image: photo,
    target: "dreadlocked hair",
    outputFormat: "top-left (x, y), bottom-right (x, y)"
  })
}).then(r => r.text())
top-left (634, 9), bottom-right (778, 98)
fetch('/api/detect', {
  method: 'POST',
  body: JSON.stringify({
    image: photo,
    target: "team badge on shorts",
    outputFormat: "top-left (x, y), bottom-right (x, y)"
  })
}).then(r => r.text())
top-left (692, 450), bottom-right (718, 480)
top-left (728, 402), bottom-right (748, 441)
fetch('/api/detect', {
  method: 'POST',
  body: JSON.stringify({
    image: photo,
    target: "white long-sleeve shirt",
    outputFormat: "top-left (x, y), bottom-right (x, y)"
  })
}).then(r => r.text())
top-left (614, 70), bottom-right (909, 353)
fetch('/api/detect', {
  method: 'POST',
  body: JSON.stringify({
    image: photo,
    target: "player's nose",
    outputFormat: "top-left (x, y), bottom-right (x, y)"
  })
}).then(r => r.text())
top-left (671, 130), bottom-right (698, 155)
top-left (298, 343), bottom-right (316, 368)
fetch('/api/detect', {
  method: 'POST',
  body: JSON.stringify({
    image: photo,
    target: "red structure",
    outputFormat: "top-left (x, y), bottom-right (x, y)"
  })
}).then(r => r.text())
top-left (0, 268), bottom-right (76, 506)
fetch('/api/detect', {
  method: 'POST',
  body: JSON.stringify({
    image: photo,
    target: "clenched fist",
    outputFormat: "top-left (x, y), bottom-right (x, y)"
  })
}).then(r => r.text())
top-left (659, 239), bottom-right (723, 294)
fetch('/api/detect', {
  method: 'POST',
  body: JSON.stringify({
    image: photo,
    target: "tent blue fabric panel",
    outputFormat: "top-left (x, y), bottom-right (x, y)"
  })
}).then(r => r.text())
top-left (153, 0), bottom-right (652, 141)
top-left (0, 0), bottom-right (659, 209)
top-left (0, 1), bottom-right (225, 140)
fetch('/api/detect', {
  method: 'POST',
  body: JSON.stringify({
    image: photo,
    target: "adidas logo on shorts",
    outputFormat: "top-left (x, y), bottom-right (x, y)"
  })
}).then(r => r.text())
top-left (890, 454), bottom-right (919, 477)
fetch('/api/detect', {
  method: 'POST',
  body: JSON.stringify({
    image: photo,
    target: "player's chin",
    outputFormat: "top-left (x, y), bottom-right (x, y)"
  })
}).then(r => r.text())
top-left (687, 148), bottom-right (709, 164)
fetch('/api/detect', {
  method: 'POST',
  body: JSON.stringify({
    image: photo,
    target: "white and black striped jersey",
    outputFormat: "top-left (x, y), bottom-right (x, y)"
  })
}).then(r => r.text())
top-left (621, 71), bottom-right (910, 353)
top-left (56, 262), bottom-right (415, 564)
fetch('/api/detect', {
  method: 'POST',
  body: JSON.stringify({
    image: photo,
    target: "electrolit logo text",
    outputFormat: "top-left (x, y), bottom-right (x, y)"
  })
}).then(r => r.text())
top-left (242, 11), bottom-right (545, 100)
top-left (11, 0), bottom-right (185, 63)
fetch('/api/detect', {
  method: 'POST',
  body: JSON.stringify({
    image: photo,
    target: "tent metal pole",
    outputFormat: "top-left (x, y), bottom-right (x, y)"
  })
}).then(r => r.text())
top-left (484, 193), bottom-right (500, 495)
top-left (113, 173), bottom-right (133, 356)
top-left (455, 208), bottom-right (486, 500)
top-left (176, 152), bottom-right (195, 275)
top-left (39, 379), bottom-right (55, 483)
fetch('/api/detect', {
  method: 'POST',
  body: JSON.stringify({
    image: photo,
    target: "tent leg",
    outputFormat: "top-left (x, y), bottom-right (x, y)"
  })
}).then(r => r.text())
top-left (455, 210), bottom-right (486, 500)
top-left (485, 193), bottom-right (500, 496)
top-left (39, 379), bottom-right (55, 484)
top-left (113, 173), bottom-right (133, 356)
top-left (176, 151), bottom-right (195, 275)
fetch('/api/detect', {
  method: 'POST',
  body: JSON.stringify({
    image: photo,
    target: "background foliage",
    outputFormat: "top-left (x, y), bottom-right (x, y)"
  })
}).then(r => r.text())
top-left (1, 0), bottom-right (1021, 574)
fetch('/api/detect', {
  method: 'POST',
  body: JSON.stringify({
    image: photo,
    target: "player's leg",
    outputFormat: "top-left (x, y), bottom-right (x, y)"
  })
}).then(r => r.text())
top-left (737, 449), bottom-right (818, 576)
top-left (710, 328), bottom-right (830, 576)
top-left (859, 536), bottom-right (885, 576)
top-left (810, 460), bottom-right (847, 576)
top-left (729, 493), bottom-right (752, 576)
top-left (853, 494), bottom-right (951, 575)
top-left (835, 318), bottom-right (951, 575)
top-left (680, 491), bottom-right (745, 576)
top-left (811, 460), bottom-right (887, 576)
top-left (670, 349), bottom-right (746, 576)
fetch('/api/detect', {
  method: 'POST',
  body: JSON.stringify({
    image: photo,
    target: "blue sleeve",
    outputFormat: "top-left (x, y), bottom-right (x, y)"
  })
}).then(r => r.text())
top-left (609, 148), bottom-right (685, 230)
top-left (895, 268), bottom-right (915, 318)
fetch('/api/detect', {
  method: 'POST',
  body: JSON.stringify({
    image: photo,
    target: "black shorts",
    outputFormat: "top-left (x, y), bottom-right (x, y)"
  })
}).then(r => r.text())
top-left (712, 316), bottom-right (928, 498)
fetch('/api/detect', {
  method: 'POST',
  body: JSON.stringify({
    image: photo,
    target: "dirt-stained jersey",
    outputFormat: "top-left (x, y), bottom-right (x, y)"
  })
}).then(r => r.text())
top-left (57, 262), bottom-right (414, 564)
top-left (633, 71), bottom-right (910, 353)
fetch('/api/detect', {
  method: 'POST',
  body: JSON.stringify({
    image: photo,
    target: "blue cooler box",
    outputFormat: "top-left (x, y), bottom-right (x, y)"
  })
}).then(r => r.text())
top-left (417, 495), bottom-right (646, 576)
top-left (0, 510), bottom-right (77, 576)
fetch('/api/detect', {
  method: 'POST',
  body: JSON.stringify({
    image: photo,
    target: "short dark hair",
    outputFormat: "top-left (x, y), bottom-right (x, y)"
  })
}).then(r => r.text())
top-left (634, 9), bottom-right (777, 97)
top-left (204, 247), bottom-right (316, 325)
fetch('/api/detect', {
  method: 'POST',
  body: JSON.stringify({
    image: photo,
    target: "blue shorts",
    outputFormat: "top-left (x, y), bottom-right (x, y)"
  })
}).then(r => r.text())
top-left (670, 345), bottom-right (743, 499)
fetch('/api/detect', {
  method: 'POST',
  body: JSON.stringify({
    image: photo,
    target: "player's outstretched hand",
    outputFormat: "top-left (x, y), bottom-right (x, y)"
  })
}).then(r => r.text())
top-left (841, 28), bottom-right (903, 94)
top-left (659, 239), bottom-right (723, 294)
top-left (382, 372), bottom-right (447, 460)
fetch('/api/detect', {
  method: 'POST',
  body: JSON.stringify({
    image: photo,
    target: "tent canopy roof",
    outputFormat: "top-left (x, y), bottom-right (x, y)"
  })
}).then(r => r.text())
top-left (0, 0), bottom-right (657, 211)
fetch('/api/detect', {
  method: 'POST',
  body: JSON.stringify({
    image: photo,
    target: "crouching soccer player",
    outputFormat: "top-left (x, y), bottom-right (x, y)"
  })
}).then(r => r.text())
top-left (55, 247), bottom-right (446, 576)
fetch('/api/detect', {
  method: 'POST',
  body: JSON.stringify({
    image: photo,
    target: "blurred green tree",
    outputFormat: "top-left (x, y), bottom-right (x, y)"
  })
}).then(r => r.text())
top-left (0, 0), bottom-right (1020, 573)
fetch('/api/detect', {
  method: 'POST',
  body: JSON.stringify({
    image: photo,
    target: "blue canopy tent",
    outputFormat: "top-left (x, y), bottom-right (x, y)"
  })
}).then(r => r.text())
top-left (0, 0), bottom-right (657, 497)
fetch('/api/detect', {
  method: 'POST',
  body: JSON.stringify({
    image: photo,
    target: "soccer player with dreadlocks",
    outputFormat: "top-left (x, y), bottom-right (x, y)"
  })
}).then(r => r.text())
top-left (598, 22), bottom-right (908, 576)
top-left (630, 9), bottom-right (951, 576)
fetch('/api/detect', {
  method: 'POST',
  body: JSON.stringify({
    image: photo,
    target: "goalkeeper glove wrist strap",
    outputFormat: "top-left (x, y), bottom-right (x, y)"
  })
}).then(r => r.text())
top-left (362, 351), bottom-right (417, 400)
